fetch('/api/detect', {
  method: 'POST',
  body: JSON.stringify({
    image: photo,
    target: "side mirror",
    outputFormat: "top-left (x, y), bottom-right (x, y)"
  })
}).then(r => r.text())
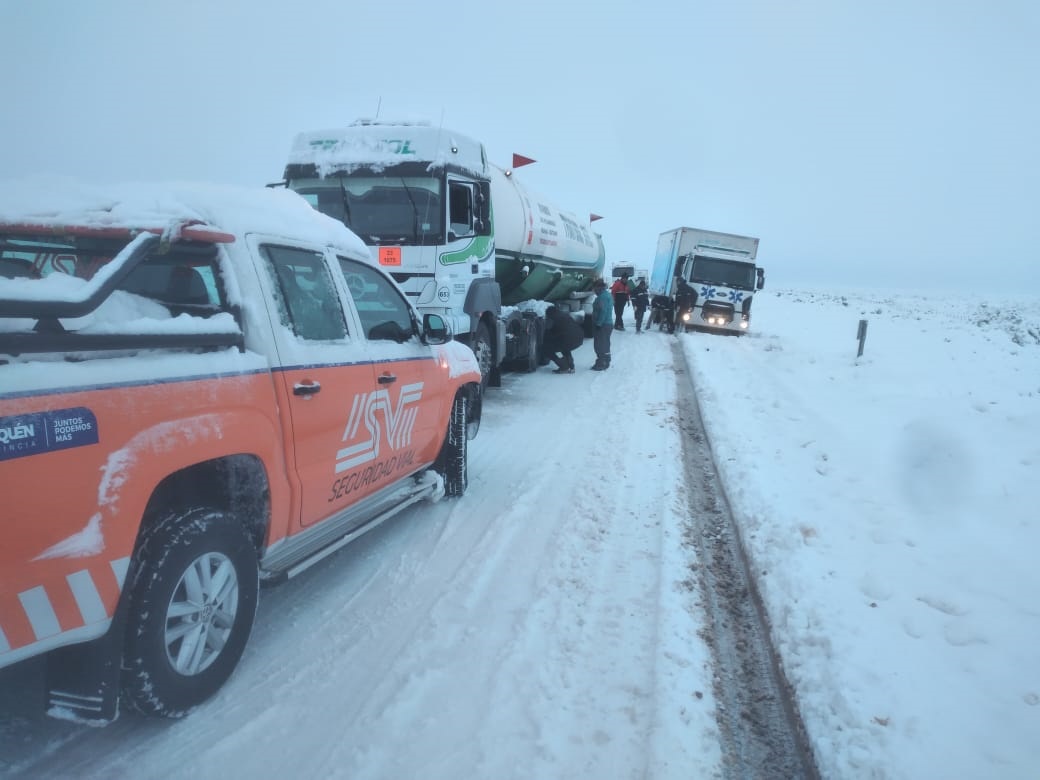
top-left (756, 268), bottom-right (765, 290)
top-left (423, 312), bottom-right (450, 344)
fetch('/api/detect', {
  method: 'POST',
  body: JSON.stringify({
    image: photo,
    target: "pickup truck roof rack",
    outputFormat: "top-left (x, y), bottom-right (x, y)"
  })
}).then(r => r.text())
top-left (0, 222), bottom-right (244, 358)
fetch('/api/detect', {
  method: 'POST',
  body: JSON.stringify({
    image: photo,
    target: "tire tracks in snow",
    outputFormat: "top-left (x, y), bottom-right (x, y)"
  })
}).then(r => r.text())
top-left (673, 339), bottom-right (821, 779)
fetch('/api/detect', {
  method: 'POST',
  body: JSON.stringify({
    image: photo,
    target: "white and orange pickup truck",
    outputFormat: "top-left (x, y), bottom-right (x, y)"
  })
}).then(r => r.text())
top-left (0, 181), bottom-right (482, 723)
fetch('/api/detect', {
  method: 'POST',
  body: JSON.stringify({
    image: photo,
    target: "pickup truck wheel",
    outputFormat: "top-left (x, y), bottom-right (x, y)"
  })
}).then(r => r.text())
top-left (121, 507), bottom-right (259, 717)
top-left (437, 393), bottom-right (469, 497)
top-left (472, 322), bottom-right (492, 393)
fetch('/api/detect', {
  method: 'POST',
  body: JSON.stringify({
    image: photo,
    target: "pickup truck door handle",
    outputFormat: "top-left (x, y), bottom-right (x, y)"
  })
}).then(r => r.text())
top-left (293, 380), bottom-right (322, 396)
top-left (377, 373), bottom-right (397, 385)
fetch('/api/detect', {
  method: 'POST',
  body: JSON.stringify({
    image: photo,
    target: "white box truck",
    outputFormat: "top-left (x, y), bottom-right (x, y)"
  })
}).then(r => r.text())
top-left (648, 227), bottom-right (764, 334)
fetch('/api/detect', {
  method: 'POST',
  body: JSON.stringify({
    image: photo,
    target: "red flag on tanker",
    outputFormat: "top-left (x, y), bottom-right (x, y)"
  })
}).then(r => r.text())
top-left (590, 213), bottom-right (603, 222)
top-left (512, 153), bottom-right (536, 168)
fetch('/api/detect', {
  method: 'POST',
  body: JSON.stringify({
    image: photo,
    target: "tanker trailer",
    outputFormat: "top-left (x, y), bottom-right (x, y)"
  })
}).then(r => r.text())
top-left (490, 164), bottom-right (605, 307)
top-left (280, 119), bottom-right (606, 389)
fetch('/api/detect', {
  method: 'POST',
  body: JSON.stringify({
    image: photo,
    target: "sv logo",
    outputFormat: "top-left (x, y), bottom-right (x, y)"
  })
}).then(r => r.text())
top-left (334, 383), bottom-right (424, 474)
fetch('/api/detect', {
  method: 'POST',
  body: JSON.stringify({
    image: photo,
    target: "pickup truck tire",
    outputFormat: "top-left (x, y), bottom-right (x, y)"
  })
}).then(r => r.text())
top-left (438, 393), bottom-right (469, 497)
top-left (121, 507), bottom-right (259, 717)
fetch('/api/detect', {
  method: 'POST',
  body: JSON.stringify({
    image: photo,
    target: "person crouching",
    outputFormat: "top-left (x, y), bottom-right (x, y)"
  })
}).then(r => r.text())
top-left (543, 305), bottom-right (584, 373)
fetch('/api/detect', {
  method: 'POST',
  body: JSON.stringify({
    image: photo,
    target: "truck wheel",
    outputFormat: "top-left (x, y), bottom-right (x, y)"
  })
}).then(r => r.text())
top-left (523, 317), bottom-right (541, 373)
top-left (472, 322), bottom-right (493, 393)
top-left (121, 507), bottom-right (259, 717)
top-left (436, 392), bottom-right (469, 497)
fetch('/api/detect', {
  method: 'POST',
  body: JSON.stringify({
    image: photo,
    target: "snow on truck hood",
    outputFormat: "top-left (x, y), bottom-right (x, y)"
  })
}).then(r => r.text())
top-left (0, 176), bottom-right (371, 259)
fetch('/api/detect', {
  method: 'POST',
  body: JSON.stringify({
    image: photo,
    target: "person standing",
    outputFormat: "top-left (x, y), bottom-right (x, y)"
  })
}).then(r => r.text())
top-left (610, 274), bottom-right (630, 330)
top-left (591, 278), bottom-right (613, 370)
top-left (673, 277), bottom-right (696, 333)
top-left (543, 305), bottom-right (583, 373)
top-left (631, 278), bottom-right (650, 333)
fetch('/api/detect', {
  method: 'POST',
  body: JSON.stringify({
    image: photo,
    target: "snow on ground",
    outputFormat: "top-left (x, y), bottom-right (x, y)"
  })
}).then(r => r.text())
top-left (1, 286), bottom-right (1038, 779)
top-left (682, 287), bottom-right (1040, 779)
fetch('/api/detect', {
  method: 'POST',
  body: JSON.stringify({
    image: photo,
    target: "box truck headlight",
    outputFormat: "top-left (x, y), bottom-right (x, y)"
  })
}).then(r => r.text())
top-left (681, 311), bottom-right (691, 322)
top-left (739, 320), bottom-right (749, 329)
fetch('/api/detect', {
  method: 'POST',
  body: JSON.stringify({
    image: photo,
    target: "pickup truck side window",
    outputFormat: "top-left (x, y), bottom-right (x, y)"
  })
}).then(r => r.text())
top-left (337, 256), bottom-right (416, 343)
top-left (260, 245), bottom-right (348, 341)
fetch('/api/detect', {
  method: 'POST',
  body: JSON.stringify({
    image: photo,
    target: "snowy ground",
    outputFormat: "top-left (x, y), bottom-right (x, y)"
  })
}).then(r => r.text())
top-left (2, 286), bottom-right (1038, 779)
top-left (684, 287), bottom-right (1040, 779)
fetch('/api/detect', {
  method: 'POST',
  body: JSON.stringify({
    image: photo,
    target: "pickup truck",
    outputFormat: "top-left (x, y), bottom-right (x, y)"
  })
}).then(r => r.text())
top-left (0, 181), bottom-right (483, 723)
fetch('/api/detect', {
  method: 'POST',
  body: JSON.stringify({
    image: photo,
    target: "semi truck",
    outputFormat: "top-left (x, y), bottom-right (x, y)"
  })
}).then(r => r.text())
top-left (648, 227), bottom-right (765, 334)
top-left (279, 120), bottom-right (607, 389)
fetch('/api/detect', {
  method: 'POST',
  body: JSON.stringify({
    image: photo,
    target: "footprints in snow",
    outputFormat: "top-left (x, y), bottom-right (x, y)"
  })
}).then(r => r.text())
top-left (860, 581), bottom-right (988, 649)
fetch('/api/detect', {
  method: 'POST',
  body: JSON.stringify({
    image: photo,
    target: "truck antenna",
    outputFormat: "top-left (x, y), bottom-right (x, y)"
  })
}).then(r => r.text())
top-left (375, 97), bottom-right (381, 118)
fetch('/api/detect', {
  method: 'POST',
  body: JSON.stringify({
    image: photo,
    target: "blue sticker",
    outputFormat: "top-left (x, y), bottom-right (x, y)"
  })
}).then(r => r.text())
top-left (0, 407), bottom-right (99, 462)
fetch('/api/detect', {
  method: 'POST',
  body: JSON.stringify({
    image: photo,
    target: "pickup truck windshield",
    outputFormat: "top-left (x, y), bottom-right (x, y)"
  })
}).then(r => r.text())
top-left (293, 175), bottom-right (443, 247)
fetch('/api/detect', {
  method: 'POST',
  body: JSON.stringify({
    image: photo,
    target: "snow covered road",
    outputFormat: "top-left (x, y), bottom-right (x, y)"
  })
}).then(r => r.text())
top-left (1, 326), bottom-right (729, 779)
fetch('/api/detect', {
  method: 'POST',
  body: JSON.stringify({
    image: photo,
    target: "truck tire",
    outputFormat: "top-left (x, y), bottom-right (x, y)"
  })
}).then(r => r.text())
top-left (472, 322), bottom-right (493, 394)
top-left (436, 392), bottom-right (469, 497)
top-left (121, 507), bottom-right (259, 717)
top-left (523, 317), bottom-right (541, 373)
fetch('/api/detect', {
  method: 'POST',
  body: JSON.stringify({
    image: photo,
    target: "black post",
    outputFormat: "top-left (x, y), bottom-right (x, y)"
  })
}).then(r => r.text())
top-left (857, 319), bottom-right (868, 357)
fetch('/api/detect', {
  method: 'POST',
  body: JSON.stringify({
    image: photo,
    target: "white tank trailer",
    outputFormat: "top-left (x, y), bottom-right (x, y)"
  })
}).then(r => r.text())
top-left (282, 120), bottom-right (606, 388)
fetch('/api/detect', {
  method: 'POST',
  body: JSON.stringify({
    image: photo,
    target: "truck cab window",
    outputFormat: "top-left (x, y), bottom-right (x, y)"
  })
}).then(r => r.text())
top-left (448, 181), bottom-right (476, 238)
top-left (338, 256), bottom-right (416, 343)
top-left (261, 245), bottom-right (348, 341)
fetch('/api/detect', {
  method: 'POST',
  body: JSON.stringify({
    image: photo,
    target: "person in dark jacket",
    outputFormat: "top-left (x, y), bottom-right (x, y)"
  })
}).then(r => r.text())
top-left (543, 305), bottom-right (584, 373)
top-left (610, 274), bottom-right (630, 330)
top-left (673, 278), bottom-right (696, 333)
top-left (631, 279), bottom-right (650, 333)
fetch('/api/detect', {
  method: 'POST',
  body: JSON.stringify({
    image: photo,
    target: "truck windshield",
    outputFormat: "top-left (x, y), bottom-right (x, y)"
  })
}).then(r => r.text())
top-left (689, 256), bottom-right (757, 289)
top-left (291, 175), bottom-right (443, 247)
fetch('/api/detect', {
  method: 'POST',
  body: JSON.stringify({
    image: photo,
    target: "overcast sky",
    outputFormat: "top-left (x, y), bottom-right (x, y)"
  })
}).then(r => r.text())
top-left (2, 0), bottom-right (1037, 291)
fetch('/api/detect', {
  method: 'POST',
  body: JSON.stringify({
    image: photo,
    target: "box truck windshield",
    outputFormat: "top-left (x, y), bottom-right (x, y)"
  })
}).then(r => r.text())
top-left (689, 256), bottom-right (757, 289)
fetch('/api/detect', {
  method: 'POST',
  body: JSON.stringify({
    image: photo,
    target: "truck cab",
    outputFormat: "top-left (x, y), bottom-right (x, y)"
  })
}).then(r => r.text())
top-left (282, 121), bottom-right (498, 384)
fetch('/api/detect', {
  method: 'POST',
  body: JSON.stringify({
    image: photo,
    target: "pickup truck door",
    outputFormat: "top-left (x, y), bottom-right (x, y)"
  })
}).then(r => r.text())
top-left (334, 254), bottom-right (445, 482)
top-left (249, 238), bottom-right (377, 530)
